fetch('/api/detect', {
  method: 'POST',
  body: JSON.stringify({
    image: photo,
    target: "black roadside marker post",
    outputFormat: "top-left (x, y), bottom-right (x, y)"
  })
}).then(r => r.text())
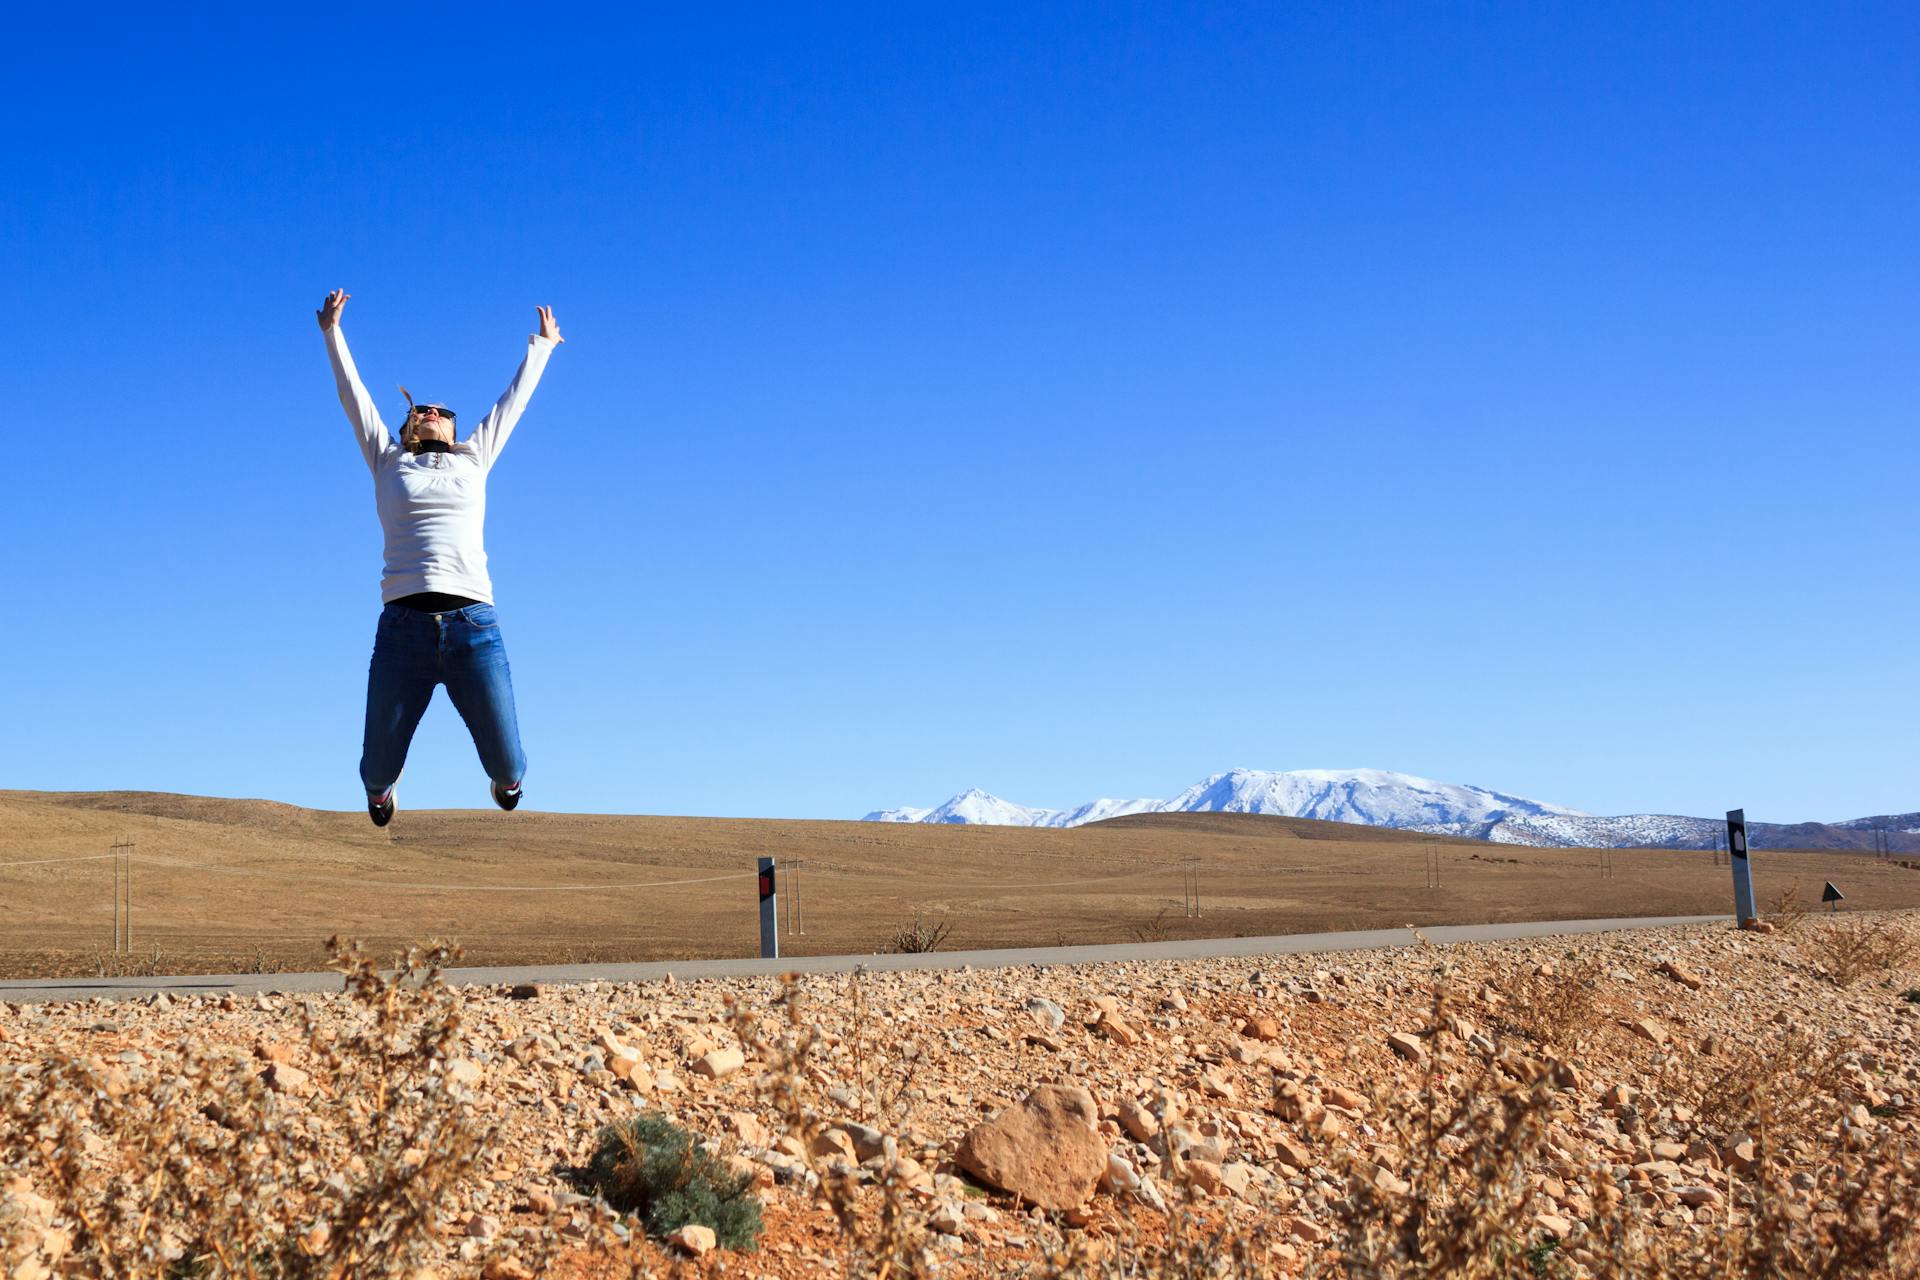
top-left (1823, 881), bottom-right (1845, 913)
top-left (1727, 809), bottom-right (1757, 926)
top-left (758, 857), bottom-right (778, 959)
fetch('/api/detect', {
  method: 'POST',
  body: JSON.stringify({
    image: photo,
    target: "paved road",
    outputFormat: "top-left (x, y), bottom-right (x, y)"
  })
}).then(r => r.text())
top-left (0, 915), bottom-right (1728, 1005)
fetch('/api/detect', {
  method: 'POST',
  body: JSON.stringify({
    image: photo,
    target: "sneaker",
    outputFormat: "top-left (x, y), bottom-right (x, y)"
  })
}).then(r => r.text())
top-left (368, 786), bottom-right (396, 827)
top-left (491, 780), bottom-right (522, 812)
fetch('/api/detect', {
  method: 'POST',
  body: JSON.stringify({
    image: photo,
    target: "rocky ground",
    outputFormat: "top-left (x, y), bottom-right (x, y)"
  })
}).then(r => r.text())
top-left (4, 914), bottom-right (1919, 1278)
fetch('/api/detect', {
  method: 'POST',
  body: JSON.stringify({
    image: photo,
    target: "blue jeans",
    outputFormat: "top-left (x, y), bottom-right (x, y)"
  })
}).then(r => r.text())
top-left (360, 602), bottom-right (527, 796)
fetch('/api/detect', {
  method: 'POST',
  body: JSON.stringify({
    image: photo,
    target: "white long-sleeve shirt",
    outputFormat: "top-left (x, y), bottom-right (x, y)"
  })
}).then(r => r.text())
top-left (324, 325), bottom-right (556, 603)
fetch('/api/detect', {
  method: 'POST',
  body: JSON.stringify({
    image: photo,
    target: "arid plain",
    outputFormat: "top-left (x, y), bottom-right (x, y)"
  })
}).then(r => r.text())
top-left (4, 790), bottom-right (1918, 979)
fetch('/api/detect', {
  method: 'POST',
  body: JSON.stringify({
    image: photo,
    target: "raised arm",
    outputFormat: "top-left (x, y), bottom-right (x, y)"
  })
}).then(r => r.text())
top-left (315, 289), bottom-right (392, 471)
top-left (466, 306), bottom-right (564, 469)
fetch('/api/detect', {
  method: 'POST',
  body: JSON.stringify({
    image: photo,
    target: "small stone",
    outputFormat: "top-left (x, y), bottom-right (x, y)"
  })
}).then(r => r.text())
top-left (1026, 997), bottom-right (1066, 1031)
top-left (724, 1110), bottom-right (770, 1147)
top-left (1242, 1017), bottom-right (1282, 1042)
top-left (835, 1122), bottom-right (889, 1161)
top-left (263, 1063), bottom-right (311, 1093)
top-left (668, 1223), bottom-right (717, 1255)
top-left (1655, 962), bottom-right (1703, 991)
top-left (1625, 1017), bottom-right (1669, 1046)
top-left (810, 1129), bottom-right (858, 1163)
top-left (1186, 1158), bottom-right (1229, 1196)
top-left (1118, 1098), bottom-right (1160, 1142)
top-left (1387, 1032), bottom-right (1425, 1061)
top-left (254, 1041), bottom-right (298, 1065)
top-left (1272, 1133), bottom-right (1313, 1171)
top-left (1324, 1085), bottom-right (1368, 1113)
top-left (1537, 1212), bottom-right (1573, 1238)
top-left (1199, 1069), bottom-right (1237, 1100)
top-left (444, 1058), bottom-right (483, 1088)
top-left (1102, 1151), bottom-right (1143, 1194)
top-left (693, 1047), bottom-right (746, 1079)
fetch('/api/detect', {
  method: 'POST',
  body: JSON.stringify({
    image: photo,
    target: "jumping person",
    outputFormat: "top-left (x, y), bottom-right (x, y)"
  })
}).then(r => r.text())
top-left (315, 289), bottom-right (563, 826)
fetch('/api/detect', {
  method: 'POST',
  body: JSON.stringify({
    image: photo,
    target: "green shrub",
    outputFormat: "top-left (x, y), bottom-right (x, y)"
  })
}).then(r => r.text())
top-left (584, 1112), bottom-right (762, 1250)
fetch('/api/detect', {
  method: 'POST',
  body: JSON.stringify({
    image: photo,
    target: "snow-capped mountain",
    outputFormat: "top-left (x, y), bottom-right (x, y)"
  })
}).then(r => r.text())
top-left (864, 768), bottom-right (1581, 834)
top-left (864, 788), bottom-right (1159, 828)
top-left (861, 769), bottom-right (1916, 851)
top-left (1158, 768), bottom-right (1585, 828)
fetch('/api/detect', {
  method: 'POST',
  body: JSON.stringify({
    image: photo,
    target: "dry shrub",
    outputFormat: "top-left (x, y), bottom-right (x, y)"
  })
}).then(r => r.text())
top-left (1131, 907), bottom-right (1178, 944)
top-left (1311, 971), bottom-right (1569, 1279)
top-left (729, 974), bottom-right (943, 1278)
top-left (889, 914), bottom-right (954, 954)
top-left (1491, 953), bottom-right (1605, 1051)
top-left (1802, 914), bottom-right (1919, 987)
top-left (1310, 963), bottom-right (1920, 1280)
top-left (1689, 1027), bottom-right (1851, 1151)
top-left (0, 937), bottom-right (520, 1278)
top-left (1771, 883), bottom-right (1809, 938)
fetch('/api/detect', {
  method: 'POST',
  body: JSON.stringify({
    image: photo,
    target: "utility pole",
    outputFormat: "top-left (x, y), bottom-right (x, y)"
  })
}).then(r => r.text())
top-left (110, 840), bottom-right (134, 954)
top-left (783, 859), bottom-right (806, 936)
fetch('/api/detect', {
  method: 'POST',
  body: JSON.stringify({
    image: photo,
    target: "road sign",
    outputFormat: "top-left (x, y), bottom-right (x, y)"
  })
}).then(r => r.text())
top-left (1822, 881), bottom-right (1845, 911)
top-left (757, 857), bottom-right (778, 959)
top-left (1726, 809), bottom-right (1757, 925)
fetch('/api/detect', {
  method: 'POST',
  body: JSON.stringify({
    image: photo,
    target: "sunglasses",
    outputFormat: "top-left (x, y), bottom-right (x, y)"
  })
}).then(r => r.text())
top-left (408, 404), bottom-right (457, 422)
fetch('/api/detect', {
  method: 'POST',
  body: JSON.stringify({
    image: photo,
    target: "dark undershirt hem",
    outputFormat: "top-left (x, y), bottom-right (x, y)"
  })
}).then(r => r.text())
top-left (392, 592), bottom-right (483, 613)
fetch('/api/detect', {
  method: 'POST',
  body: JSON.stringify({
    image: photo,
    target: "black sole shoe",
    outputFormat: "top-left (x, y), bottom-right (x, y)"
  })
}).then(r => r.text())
top-left (491, 780), bottom-right (522, 812)
top-left (369, 788), bottom-right (395, 827)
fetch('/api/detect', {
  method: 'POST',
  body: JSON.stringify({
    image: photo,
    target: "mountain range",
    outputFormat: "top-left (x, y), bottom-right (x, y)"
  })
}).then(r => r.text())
top-left (864, 768), bottom-right (1920, 852)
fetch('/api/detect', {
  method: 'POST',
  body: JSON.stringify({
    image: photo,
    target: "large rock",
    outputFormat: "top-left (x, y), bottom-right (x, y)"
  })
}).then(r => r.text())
top-left (954, 1084), bottom-right (1106, 1210)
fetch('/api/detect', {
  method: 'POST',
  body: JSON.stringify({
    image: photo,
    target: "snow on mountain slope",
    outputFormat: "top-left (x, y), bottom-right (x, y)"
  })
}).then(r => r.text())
top-left (865, 768), bottom-right (1582, 835)
top-left (862, 805), bottom-right (934, 823)
top-left (870, 788), bottom-right (1063, 826)
top-left (862, 769), bottom-right (1910, 850)
top-left (1163, 768), bottom-right (1586, 827)
top-left (1424, 812), bottom-right (1722, 849)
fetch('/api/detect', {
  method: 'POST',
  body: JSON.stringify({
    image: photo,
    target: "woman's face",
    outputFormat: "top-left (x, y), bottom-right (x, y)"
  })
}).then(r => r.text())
top-left (406, 405), bottom-right (455, 446)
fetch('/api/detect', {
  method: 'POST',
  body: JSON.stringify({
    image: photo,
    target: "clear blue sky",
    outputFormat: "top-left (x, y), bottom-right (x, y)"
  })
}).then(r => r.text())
top-left (2, 4), bottom-right (1913, 823)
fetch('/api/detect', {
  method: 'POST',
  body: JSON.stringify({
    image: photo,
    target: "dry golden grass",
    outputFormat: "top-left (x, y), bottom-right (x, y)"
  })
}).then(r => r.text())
top-left (6, 789), bottom-right (1919, 979)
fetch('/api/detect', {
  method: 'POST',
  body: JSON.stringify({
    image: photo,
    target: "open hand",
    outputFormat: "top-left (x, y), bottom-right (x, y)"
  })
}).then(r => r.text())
top-left (316, 289), bottom-right (349, 331)
top-left (535, 304), bottom-right (564, 344)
